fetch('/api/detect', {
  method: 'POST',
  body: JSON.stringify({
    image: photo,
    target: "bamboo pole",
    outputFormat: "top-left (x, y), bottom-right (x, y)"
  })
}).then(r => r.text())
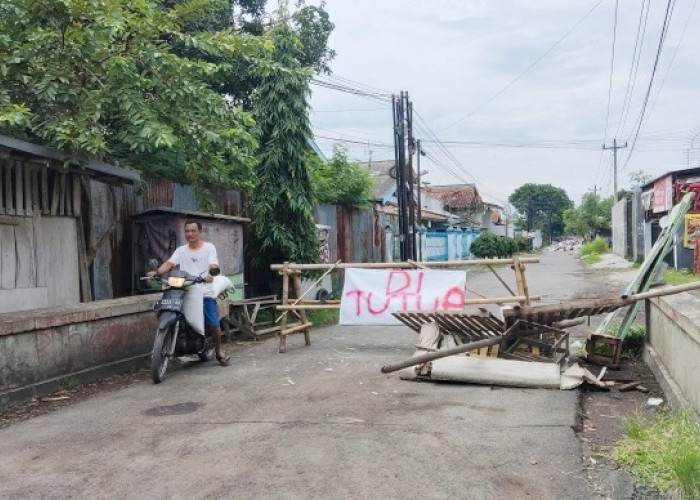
top-left (279, 262), bottom-right (290, 353)
top-left (292, 274), bottom-right (312, 346)
top-left (464, 295), bottom-right (540, 305)
top-left (270, 257), bottom-right (540, 271)
top-left (275, 259), bottom-right (340, 323)
top-left (486, 265), bottom-right (516, 296)
top-left (381, 335), bottom-right (506, 374)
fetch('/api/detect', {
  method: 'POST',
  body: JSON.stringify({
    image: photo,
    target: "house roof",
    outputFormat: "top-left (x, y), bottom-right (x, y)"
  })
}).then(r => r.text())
top-left (0, 134), bottom-right (141, 184)
top-left (364, 160), bottom-right (397, 201)
top-left (133, 207), bottom-right (250, 223)
top-left (425, 184), bottom-right (482, 209)
top-left (376, 204), bottom-right (449, 222)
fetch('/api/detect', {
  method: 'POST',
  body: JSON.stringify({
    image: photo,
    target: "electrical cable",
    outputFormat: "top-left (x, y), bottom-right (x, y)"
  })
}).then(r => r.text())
top-left (621, 0), bottom-right (676, 172)
top-left (439, 0), bottom-right (604, 132)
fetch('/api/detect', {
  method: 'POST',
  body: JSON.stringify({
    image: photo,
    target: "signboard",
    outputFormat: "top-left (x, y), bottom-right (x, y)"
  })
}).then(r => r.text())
top-left (684, 214), bottom-right (700, 249)
top-left (652, 175), bottom-right (673, 213)
top-left (339, 269), bottom-right (466, 325)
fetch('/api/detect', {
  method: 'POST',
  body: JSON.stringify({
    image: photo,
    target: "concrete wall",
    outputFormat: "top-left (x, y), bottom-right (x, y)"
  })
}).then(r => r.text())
top-left (0, 294), bottom-right (158, 405)
top-left (645, 293), bottom-right (700, 419)
top-left (611, 199), bottom-right (627, 258)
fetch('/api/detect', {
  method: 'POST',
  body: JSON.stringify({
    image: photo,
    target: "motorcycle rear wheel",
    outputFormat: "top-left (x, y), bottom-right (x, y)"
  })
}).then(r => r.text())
top-left (151, 325), bottom-right (176, 384)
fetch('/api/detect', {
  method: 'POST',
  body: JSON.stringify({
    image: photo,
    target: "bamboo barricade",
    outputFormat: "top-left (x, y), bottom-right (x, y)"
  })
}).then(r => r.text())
top-left (271, 257), bottom-right (540, 353)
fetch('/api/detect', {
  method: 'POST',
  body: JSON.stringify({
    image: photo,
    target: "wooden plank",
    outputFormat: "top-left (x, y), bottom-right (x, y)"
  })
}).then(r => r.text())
top-left (58, 172), bottom-right (66, 215)
top-left (41, 167), bottom-right (49, 214)
top-left (23, 163), bottom-right (31, 215)
top-left (72, 174), bottom-right (81, 216)
top-left (0, 160), bottom-right (4, 215)
top-left (14, 161), bottom-right (23, 216)
top-left (49, 170), bottom-right (60, 215)
top-left (33, 212), bottom-right (46, 287)
top-left (14, 216), bottom-right (36, 288)
top-left (0, 215), bottom-right (20, 226)
top-left (0, 224), bottom-right (17, 289)
top-left (75, 214), bottom-right (92, 302)
top-left (4, 161), bottom-right (14, 215)
top-left (31, 168), bottom-right (40, 212)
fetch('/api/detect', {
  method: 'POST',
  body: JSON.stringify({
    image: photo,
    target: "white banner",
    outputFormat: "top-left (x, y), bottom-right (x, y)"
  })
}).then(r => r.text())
top-left (339, 269), bottom-right (466, 325)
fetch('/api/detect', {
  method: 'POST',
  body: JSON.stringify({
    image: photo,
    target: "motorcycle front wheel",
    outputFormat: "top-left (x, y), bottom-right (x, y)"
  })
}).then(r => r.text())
top-left (151, 324), bottom-right (176, 384)
top-left (198, 336), bottom-right (215, 362)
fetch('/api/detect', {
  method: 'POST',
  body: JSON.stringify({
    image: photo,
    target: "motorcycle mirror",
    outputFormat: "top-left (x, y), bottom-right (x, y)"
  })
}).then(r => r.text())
top-left (209, 266), bottom-right (221, 277)
top-left (148, 258), bottom-right (159, 270)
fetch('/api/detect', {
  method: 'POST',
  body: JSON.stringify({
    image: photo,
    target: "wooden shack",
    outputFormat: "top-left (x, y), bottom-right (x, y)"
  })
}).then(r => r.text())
top-left (132, 208), bottom-right (249, 300)
top-left (0, 134), bottom-right (140, 313)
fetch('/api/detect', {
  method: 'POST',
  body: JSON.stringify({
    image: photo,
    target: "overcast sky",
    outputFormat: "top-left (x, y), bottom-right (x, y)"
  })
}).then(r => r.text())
top-left (301, 0), bottom-right (700, 206)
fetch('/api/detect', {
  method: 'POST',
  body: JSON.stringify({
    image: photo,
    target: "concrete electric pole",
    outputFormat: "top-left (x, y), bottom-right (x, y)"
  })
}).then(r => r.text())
top-left (603, 139), bottom-right (628, 202)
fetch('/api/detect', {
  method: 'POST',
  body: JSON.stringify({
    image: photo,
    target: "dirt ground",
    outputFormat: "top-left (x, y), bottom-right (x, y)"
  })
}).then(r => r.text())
top-left (0, 251), bottom-right (677, 497)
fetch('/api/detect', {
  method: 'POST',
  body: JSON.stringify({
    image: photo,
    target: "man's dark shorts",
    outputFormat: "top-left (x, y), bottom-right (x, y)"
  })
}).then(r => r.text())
top-left (203, 297), bottom-right (220, 328)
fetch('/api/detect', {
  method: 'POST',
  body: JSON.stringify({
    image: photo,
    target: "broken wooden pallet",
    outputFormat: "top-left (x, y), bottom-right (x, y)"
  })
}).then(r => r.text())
top-left (393, 310), bottom-right (505, 343)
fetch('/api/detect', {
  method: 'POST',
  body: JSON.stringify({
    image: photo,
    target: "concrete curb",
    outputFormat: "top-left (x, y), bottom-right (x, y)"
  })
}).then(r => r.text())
top-left (0, 353), bottom-right (150, 408)
top-left (643, 345), bottom-right (699, 422)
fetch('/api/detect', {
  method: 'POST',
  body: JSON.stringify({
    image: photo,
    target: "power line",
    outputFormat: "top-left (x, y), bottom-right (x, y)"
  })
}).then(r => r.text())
top-left (621, 0), bottom-right (677, 171)
top-left (615, 0), bottom-right (650, 140)
top-left (439, 0), bottom-right (604, 132)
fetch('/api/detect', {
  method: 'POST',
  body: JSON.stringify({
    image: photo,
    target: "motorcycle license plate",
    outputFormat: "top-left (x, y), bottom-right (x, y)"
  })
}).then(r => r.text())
top-left (154, 298), bottom-right (183, 311)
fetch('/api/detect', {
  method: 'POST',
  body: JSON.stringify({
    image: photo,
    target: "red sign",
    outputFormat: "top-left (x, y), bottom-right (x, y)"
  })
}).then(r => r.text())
top-left (652, 176), bottom-right (673, 213)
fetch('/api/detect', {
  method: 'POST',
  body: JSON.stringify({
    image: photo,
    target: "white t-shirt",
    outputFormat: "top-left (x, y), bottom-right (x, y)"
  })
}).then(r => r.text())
top-left (167, 242), bottom-right (219, 298)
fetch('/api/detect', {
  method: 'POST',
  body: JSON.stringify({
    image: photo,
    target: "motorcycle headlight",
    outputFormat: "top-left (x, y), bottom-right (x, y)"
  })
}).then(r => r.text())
top-left (167, 277), bottom-right (186, 288)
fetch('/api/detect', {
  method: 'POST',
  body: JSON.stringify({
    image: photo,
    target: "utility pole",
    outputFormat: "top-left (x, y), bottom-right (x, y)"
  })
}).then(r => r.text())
top-left (416, 139), bottom-right (423, 261)
top-left (393, 92), bottom-right (410, 261)
top-left (603, 139), bottom-right (628, 202)
top-left (406, 95), bottom-right (416, 260)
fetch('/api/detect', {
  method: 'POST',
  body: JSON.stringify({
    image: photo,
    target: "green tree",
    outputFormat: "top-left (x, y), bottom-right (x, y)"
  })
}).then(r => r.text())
top-left (629, 170), bottom-right (653, 189)
top-left (0, 0), bottom-right (263, 201)
top-left (249, 18), bottom-right (318, 274)
top-left (308, 145), bottom-right (372, 207)
top-left (508, 184), bottom-right (572, 242)
top-left (563, 193), bottom-right (614, 239)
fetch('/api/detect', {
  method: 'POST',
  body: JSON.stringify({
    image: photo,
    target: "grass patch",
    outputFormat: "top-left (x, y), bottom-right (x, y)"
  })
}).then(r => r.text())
top-left (663, 268), bottom-right (699, 286)
top-left (582, 254), bottom-right (601, 265)
top-left (306, 309), bottom-right (339, 326)
top-left (580, 237), bottom-right (609, 256)
top-left (58, 377), bottom-right (79, 391)
top-left (613, 412), bottom-right (700, 497)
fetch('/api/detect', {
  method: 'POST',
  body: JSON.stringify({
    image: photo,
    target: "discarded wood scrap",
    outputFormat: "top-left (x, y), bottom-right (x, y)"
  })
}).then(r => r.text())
top-left (385, 322), bottom-right (605, 390)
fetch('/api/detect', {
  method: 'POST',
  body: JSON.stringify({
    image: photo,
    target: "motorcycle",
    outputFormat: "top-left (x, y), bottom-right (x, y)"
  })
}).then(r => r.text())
top-left (146, 268), bottom-right (234, 383)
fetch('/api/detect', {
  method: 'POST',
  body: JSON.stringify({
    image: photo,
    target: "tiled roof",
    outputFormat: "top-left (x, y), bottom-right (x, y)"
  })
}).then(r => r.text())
top-left (425, 184), bottom-right (481, 209)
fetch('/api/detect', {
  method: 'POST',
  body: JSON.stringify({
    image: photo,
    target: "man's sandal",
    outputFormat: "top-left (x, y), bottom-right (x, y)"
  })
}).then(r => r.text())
top-left (216, 354), bottom-right (231, 366)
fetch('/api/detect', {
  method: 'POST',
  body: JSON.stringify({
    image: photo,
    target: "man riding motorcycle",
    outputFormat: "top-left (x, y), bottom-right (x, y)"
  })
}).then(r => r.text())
top-left (148, 219), bottom-right (231, 366)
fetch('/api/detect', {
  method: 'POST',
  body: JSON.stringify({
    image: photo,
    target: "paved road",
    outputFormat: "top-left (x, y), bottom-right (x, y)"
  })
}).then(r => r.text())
top-left (0, 251), bottom-right (601, 499)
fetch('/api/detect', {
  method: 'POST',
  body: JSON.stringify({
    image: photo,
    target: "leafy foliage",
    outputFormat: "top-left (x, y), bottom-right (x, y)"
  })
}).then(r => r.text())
top-left (308, 145), bottom-right (372, 207)
top-left (563, 193), bottom-right (614, 239)
top-left (508, 184), bottom-right (572, 241)
top-left (580, 237), bottom-right (609, 256)
top-left (249, 18), bottom-right (318, 273)
top-left (470, 233), bottom-right (519, 258)
top-left (0, 0), bottom-right (264, 202)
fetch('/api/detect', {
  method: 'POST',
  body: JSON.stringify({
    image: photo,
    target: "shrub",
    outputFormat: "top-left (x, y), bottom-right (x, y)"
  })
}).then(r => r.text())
top-left (580, 237), bottom-right (609, 256)
top-left (622, 326), bottom-right (645, 358)
top-left (470, 233), bottom-right (519, 258)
